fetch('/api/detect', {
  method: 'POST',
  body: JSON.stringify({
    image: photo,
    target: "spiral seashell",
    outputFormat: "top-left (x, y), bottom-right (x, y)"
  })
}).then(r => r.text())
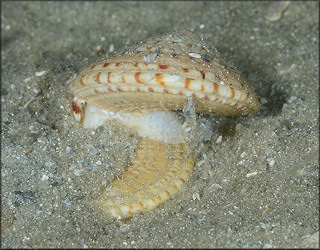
top-left (69, 29), bottom-right (259, 219)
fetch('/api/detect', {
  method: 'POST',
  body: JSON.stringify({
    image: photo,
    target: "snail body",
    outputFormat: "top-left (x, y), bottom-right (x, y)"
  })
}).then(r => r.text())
top-left (69, 30), bottom-right (259, 219)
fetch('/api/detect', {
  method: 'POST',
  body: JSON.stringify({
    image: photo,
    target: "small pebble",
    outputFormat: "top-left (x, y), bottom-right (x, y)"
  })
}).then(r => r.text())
top-left (185, 127), bottom-right (192, 132)
top-left (7, 199), bottom-right (13, 206)
top-left (260, 97), bottom-right (268, 105)
top-left (238, 160), bottom-right (244, 165)
top-left (188, 52), bottom-right (201, 59)
top-left (45, 161), bottom-right (53, 167)
top-left (240, 152), bottom-right (246, 158)
top-left (96, 45), bottom-right (102, 51)
top-left (265, 148), bottom-right (273, 155)
top-left (215, 135), bottom-right (223, 144)
top-left (266, 158), bottom-right (275, 167)
top-left (196, 159), bottom-right (206, 167)
top-left (35, 70), bottom-right (46, 77)
top-left (23, 148), bottom-right (32, 155)
top-left (24, 77), bottom-right (31, 83)
top-left (260, 222), bottom-right (272, 230)
top-left (65, 146), bottom-right (74, 154)
top-left (41, 174), bottom-right (49, 181)
top-left (143, 52), bottom-right (158, 62)
top-left (109, 44), bottom-right (115, 53)
top-left (87, 144), bottom-right (98, 155)
top-left (64, 199), bottom-right (72, 206)
top-left (246, 171), bottom-right (258, 178)
top-left (288, 96), bottom-right (297, 104)
top-left (29, 125), bottom-right (38, 134)
top-left (192, 193), bottom-right (201, 200)
top-left (119, 224), bottom-right (131, 232)
top-left (13, 167), bottom-right (20, 173)
top-left (263, 244), bottom-right (273, 249)
top-left (208, 183), bottom-right (222, 191)
top-left (264, 1), bottom-right (290, 22)
top-left (74, 169), bottom-right (83, 176)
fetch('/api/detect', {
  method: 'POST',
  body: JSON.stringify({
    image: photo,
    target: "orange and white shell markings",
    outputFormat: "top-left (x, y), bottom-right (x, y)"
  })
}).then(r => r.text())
top-left (69, 30), bottom-right (259, 219)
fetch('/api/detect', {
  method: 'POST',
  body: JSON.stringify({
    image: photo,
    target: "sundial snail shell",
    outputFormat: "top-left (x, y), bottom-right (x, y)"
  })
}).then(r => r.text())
top-left (69, 29), bottom-right (259, 220)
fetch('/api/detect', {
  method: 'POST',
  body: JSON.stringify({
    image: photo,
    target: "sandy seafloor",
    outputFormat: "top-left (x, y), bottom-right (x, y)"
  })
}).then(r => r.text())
top-left (1, 1), bottom-right (319, 248)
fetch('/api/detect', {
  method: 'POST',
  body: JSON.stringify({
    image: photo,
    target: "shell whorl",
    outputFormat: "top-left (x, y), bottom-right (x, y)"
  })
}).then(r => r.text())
top-left (70, 29), bottom-right (259, 116)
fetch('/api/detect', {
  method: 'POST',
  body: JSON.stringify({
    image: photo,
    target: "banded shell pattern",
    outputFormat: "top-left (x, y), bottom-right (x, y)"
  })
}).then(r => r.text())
top-left (69, 30), bottom-right (259, 219)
